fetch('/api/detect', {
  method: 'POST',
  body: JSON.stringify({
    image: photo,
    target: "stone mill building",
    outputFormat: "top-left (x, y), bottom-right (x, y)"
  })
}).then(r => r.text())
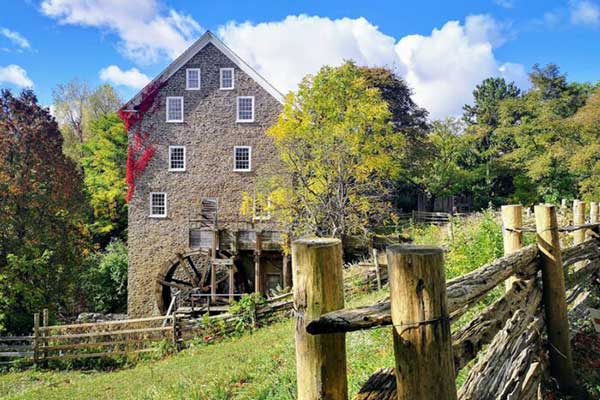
top-left (121, 31), bottom-right (290, 317)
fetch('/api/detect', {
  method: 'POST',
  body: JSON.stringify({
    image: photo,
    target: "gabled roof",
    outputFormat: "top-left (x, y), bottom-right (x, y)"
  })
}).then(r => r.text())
top-left (122, 31), bottom-right (284, 111)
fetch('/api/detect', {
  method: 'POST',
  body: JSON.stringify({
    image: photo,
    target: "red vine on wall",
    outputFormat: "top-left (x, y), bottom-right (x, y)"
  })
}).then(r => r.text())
top-left (119, 80), bottom-right (166, 202)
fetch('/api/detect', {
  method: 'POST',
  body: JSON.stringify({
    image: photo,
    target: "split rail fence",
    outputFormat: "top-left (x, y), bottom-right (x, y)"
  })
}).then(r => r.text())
top-left (293, 201), bottom-right (600, 400)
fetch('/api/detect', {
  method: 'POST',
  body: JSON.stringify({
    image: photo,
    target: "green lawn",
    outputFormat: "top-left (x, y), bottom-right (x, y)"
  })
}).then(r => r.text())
top-left (0, 290), bottom-right (395, 400)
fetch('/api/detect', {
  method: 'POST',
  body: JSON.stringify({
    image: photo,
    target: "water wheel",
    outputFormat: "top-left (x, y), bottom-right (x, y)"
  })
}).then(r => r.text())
top-left (155, 249), bottom-right (238, 315)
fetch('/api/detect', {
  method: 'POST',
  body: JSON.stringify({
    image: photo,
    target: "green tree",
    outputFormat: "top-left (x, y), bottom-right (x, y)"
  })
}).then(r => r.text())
top-left (568, 87), bottom-right (600, 200)
top-left (496, 64), bottom-right (591, 203)
top-left (264, 62), bottom-right (401, 238)
top-left (82, 239), bottom-right (128, 313)
top-left (0, 90), bottom-right (89, 333)
top-left (80, 112), bottom-right (128, 242)
top-left (415, 118), bottom-right (475, 203)
top-left (462, 77), bottom-right (522, 207)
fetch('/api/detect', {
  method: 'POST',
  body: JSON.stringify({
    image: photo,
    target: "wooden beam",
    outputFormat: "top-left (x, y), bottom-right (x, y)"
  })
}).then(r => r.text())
top-left (254, 231), bottom-right (263, 294)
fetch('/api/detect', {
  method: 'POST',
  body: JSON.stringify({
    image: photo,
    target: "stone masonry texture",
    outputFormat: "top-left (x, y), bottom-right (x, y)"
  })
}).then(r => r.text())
top-left (127, 43), bottom-right (283, 316)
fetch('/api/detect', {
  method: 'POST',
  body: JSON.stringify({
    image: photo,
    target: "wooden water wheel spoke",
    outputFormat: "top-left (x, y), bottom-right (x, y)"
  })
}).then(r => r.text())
top-left (155, 249), bottom-right (239, 315)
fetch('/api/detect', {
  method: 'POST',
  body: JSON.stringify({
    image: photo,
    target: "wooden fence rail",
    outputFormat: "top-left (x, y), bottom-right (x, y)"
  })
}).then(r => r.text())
top-left (297, 201), bottom-right (600, 400)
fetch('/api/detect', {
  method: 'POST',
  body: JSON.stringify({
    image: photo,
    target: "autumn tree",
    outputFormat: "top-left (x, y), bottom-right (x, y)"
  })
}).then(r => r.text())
top-left (264, 62), bottom-right (401, 238)
top-left (0, 90), bottom-right (88, 333)
top-left (80, 112), bottom-right (128, 243)
top-left (53, 80), bottom-right (121, 162)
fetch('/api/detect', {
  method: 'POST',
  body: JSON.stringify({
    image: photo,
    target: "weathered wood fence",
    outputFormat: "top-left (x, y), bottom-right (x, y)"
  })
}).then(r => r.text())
top-left (1, 254), bottom-right (387, 368)
top-left (294, 201), bottom-right (600, 399)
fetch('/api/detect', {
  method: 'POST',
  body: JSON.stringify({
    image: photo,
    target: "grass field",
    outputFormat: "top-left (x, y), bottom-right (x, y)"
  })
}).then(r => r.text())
top-left (0, 290), bottom-right (397, 400)
top-left (0, 213), bottom-right (503, 400)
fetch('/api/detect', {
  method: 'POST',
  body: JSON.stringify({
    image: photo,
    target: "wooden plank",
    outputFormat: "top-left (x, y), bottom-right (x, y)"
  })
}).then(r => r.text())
top-left (0, 351), bottom-right (34, 357)
top-left (42, 347), bottom-right (156, 361)
top-left (0, 336), bottom-right (33, 341)
top-left (39, 315), bottom-right (172, 332)
top-left (43, 336), bottom-right (169, 351)
top-left (41, 326), bottom-right (172, 341)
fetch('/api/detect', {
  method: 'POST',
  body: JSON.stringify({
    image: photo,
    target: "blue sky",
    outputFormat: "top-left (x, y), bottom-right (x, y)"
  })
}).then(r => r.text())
top-left (1, 0), bottom-right (599, 118)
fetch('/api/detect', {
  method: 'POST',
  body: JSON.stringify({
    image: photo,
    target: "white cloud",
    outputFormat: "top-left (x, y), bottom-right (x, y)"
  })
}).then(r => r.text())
top-left (100, 65), bottom-right (150, 89)
top-left (570, 0), bottom-right (600, 25)
top-left (0, 28), bottom-right (31, 49)
top-left (218, 15), bottom-right (400, 93)
top-left (0, 65), bottom-right (34, 87)
top-left (40, 0), bottom-right (203, 64)
top-left (220, 14), bottom-right (523, 119)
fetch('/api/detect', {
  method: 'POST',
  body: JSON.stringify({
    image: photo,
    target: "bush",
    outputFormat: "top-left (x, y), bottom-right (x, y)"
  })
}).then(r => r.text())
top-left (83, 239), bottom-right (128, 313)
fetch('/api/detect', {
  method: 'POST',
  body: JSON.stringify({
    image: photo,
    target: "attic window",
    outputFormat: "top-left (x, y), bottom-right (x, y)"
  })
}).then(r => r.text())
top-left (237, 96), bottom-right (254, 122)
top-left (186, 68), bottom-right (201, 90)
top-left (166, 97), bottom-right (183, 122)
top-left (220, 68), bottom-right (234, 90)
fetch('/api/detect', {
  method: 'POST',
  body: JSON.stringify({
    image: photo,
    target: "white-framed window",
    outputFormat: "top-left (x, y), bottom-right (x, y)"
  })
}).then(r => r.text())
top-left (220, 68), bottom-right (234, 90)
top-left (166, 97), bottom-right (184, 122)
top-left (234, 146), bottom-right (252, 171)
top-left (236, 96), bottom-right (254, 122)
top-left (150, 192), bottom-right (167, 218)
top-left (186, 68), bottom-right (201, 90)
top-left (168, 146), bottom-right (186, 171)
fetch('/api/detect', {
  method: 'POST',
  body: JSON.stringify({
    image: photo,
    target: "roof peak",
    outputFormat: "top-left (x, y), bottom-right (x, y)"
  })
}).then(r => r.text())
top-left (122, 31), bottom-right (284, 111)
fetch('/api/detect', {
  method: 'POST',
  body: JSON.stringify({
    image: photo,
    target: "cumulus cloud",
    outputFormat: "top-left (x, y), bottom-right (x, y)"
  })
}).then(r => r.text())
top-left (220, 14), bottom-right (524, 119)
top-left (218, 15), bottom-right (400, 93)
top-left (0, 28), bottom-right (31, 50)
top-left (40, 0), bottom-right (203, 64)
top-left (570, 0), bottom-right (600, 25)
top-left (0, 65), bottom-right (34, 87)
top-left (100, 65), bottom-right (150, 89)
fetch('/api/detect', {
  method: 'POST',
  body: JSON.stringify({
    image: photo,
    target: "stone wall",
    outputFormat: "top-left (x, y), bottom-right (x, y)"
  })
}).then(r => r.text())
top-left (127, 43), bottom-right (283, 316)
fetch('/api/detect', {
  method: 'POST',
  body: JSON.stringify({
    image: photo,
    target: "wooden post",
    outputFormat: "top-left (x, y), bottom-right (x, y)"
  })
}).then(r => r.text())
top-left (33, 312), bottom-right (39, 366)
top-left (42, 308), bottom-right (48, 365)
top-left (293, 238), bottom-right (347, 400)
top-left (282, 253), bottom-right (291, 290)
top-left (229, 266), bottom-right (235, 302)
top-left (210, 230), bottom-right (218, 305)
top-left (172, 314), bottom-right (179, 350)
top-left (387, 245), bottom-right (457, 400)
top-left (534, 205), bottom-right (576, 392)
top-left (589, 202), bottom-right (599, 237)
top-left (502, 205), bottom-right (523, 291)
top-left (254, 231), bottom-right (263, 294)
top-left (573, 200), bottom-right (586, 244)
top-left (373, 248), bottom-right (382, 290)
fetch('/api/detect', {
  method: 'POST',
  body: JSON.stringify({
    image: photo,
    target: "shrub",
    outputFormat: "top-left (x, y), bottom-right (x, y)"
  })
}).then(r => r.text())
top-left (83, 239), bottom-right (128, 313)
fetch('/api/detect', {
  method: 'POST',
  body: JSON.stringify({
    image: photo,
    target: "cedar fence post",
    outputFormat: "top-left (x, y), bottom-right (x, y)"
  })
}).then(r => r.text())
top-left (293, 238), bottom-right (348, 400)
top-left (42, 308), bottom-right (48, 365)
top-left (373, 248), bottom-right (382, 290)
top-left (33, 312), bottom-right (39, 366)
top-left (387, 245), bottom-right (457, 400)
top-left (534, 204), bottom-right (576, 393)
top-left (573, 201), bottom-right (586, 270)
top-left (589, 201), bottom-right (599, 236)
top-left (501, 204), bottom-right (523, 291)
